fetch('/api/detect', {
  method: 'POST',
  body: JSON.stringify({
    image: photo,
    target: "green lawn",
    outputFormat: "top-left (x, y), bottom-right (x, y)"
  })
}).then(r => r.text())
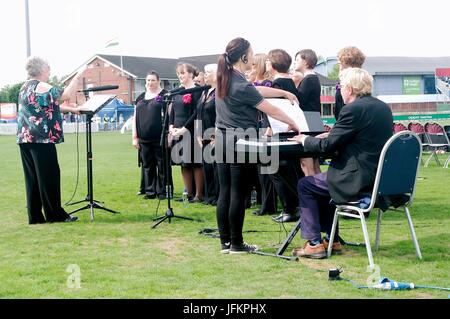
top-left (0, 132), bottom-right (449, 299)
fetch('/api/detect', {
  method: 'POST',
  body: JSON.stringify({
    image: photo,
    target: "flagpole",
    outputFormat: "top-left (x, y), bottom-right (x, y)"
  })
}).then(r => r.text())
top-left (120, 55), bottom-right (124, 76)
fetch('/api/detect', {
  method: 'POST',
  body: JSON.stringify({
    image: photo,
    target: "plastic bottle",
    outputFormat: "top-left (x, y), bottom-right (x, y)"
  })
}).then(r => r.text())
top-left (182, 190), bottom-right (189, 206)
top-left (250, 187), bottom-right (257, 207)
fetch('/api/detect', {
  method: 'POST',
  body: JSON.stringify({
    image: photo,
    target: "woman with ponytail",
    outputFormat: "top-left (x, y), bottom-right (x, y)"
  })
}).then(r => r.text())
top-left (215, 37), bottom-right (300, 254)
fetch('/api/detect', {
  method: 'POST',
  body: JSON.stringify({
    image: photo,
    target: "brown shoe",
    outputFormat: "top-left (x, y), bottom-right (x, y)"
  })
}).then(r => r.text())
top-left (292, 241), bottom-right (327, 259)
top-left (323, 239), bottom-right (343, 255)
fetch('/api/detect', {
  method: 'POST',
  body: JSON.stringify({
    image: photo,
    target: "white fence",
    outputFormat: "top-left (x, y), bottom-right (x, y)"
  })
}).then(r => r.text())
top-left (0, 122), bottom-right (101, 136)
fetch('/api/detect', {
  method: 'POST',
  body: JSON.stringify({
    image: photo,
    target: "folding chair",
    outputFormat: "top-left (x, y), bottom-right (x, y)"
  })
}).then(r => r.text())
top-left (327, 131), bottom-right (423, 270)
top-left (408, 122), bottom-right (430, 165)
top-left (393, 122), bottom-right (407, 134)
top-left (424, 122), bottom-right (450, 168)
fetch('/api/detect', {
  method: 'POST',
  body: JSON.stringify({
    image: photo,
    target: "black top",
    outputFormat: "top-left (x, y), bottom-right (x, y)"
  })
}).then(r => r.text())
top-left (272, 77), bottom-right (299, 97)
top-left (297, 74), bottom-right (321, 112)
top-left (135, 89), bottom-right (168, 142)
top-left (169, 87), bottom-right (202, 130)
top-left (216, 70), bottom-right (264, 130)
top-left (334, 84), bottom-right (344, 120)
top-left (304, 95), bottom-right (393, 204)
top-left (197, 89), bottom-right (216, 133)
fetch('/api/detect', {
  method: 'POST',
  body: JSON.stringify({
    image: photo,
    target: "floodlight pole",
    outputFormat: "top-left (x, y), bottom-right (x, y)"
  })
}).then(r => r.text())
top-left (25, 0), bottom-right (31, 57)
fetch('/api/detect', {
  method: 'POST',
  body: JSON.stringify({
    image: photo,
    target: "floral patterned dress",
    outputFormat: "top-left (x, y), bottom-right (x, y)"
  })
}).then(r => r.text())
top-left (16, 80), bottom-right (64, 144)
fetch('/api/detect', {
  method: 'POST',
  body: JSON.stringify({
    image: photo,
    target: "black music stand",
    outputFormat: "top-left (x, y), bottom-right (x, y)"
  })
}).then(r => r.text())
top-left (69, 94), bottom-right (119, 221)
top-left (152, 93), bottom-right (195, 228)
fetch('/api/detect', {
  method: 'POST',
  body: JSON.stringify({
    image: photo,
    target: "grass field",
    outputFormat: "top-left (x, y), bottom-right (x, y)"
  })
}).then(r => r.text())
top-left (0, 131), bottom-right (449, 299)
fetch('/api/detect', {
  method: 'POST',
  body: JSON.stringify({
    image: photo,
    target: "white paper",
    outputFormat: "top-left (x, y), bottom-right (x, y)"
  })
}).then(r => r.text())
top-left (78, 94), bottom-right (116, 114)
top-left (265, 98), bottom-right (309, 134)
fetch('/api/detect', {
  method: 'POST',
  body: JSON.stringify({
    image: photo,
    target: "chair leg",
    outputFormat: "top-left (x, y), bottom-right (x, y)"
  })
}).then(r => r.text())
top-left (375, 209), bottom-right (383, 251)
top-left (444, 155), bottom-right (450, 168)
top-left (404, 206), bottom-right (422, 260)
top-left (432, 150), bottom-right (441, 166)
top-left (424, 151), bottom-right (434, 167)
top-left (327, 209), bottom-right (339, 258)
top-left (360, 212), bottom-right (375, 270)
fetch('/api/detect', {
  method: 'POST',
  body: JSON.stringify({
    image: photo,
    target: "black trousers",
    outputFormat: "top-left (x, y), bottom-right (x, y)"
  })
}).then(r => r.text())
top-left (202, 141), bottom-right (219, 203)
top-left (217, 162), bottom-right (253, 246)
top-left (257, 165), bottom-right (277, 213)
top-left (270, 159), bottom-right (303, 214)
top-left (19, 143), bottom-right (69, 224)
top-left (139, 140), bottom-right (165, 196)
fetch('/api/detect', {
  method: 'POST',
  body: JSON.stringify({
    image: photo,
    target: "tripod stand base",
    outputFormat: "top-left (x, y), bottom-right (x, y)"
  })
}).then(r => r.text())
top-left (69, 200), bottom-right (119, 222)
top-left (152, 208), bottom-right (194, 229)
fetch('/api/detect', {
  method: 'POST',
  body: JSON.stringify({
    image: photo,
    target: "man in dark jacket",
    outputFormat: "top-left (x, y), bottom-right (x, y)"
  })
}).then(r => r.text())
top-left (289, 68), bottom-right (393, 259)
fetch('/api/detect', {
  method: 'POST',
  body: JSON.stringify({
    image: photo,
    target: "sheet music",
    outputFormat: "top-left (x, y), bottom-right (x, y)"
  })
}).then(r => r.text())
top-left (78, 94), bottom-right (116, 114)
top-left (265, 98), bottom-right (309, 134)
top-left (236, 139), bottom-right (299, 147)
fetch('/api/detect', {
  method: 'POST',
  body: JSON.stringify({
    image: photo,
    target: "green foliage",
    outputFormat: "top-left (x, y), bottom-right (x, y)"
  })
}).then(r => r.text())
top-left (0, 82), bottom-right (24, 104)
top-left (328, 64), bottom-right (340, 82)
top-left (0, 132), bottom-right (449, 298)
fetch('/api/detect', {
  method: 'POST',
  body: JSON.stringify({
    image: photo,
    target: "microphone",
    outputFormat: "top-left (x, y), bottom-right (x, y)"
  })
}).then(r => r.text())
top-left (165, 85), bottom-right (211, 96)
top-left (78, 85), bottom-right (119, 93)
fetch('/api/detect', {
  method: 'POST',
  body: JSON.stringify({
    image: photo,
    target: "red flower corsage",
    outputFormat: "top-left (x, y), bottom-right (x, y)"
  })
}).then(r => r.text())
top-left (182, 94), bottom-right (192, 104)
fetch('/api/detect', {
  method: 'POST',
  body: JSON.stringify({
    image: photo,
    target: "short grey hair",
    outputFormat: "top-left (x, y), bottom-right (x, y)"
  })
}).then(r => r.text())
top-left (25, 56), bottom-right (50, 79)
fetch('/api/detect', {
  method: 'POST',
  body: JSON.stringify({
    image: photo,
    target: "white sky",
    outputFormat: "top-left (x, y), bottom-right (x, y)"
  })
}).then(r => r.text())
top-left (1, 0), bottom-right (449, 88)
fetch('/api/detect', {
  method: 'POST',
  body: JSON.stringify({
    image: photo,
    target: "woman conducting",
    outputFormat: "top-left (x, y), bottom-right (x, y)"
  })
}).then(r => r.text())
top-left (17, 56), bottom-right (82, 224)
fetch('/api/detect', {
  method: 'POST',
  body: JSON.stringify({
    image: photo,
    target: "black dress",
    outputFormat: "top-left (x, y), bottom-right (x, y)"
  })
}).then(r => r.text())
top-left (169, 88), bottom-right (202, 167)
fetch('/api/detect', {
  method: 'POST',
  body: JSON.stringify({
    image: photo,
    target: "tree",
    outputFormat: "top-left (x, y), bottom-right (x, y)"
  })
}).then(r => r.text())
top-left (327, 64), bottom-right (340, 82)
top-left (0, 82), bottom-right (24, 104)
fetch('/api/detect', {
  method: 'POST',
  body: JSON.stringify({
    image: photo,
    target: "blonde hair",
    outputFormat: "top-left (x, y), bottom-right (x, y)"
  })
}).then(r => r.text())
top-left (339, 68), bottom-right (373, 96)
top-left (252, 53), bottom-right (272, 81)
top-left (204, 63), bottom-right (218, 74)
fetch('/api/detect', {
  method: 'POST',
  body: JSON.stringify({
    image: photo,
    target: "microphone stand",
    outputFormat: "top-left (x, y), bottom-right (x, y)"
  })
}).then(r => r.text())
top-left (68, 90), bottom-right (120, 221)
top-left (152, 93), bottom-right (195, 228)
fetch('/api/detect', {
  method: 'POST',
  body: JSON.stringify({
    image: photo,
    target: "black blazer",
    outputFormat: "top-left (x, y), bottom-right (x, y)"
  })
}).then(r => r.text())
top-left (304, 95), bottom-right (393, 204)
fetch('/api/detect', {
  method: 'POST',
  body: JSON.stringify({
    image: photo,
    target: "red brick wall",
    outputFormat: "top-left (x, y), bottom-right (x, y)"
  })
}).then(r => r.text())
top-left (64, 57), bottom-right (134, 104)
top-left (389, 102), bottom-right (437, 113)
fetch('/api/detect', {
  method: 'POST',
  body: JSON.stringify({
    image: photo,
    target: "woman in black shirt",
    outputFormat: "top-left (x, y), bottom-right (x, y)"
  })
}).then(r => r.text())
top-left (215, 37), bottom-right (300, 254)
top-left (133, 71), bottom-right (168, 199)
top-left (265, 49), bottom-right (304, 223)
top-left (295, 49), bottom-right (322, 176)
top-left (169, 63), bottom-right (204, 202)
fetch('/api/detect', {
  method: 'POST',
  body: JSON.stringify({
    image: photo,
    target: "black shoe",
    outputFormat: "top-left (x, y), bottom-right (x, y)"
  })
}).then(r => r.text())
top-left (252, 209), bottom-right (273, 216)
top-left (210, 200), bottom-right (218, 206)
top-left (143, 194), bottom-right (156, 200)
top-left (272, 213), bottom-right (300, 223)
top-left (220, 242), bottom-right (231, 254)
top-left (64, 216), bottom-right (78, 223)
top-left (136, 191), bottom-right (145, 196)
top-left (189, 197), bottom-right (203, 203)
top-left (230, 242), bottom-right (258, 254)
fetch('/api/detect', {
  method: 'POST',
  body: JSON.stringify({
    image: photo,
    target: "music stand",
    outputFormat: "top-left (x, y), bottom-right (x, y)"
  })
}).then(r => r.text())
top-left (152, 93), bottom-right (195, 228)
top-left (69, 94), bottom-right (119, 221)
